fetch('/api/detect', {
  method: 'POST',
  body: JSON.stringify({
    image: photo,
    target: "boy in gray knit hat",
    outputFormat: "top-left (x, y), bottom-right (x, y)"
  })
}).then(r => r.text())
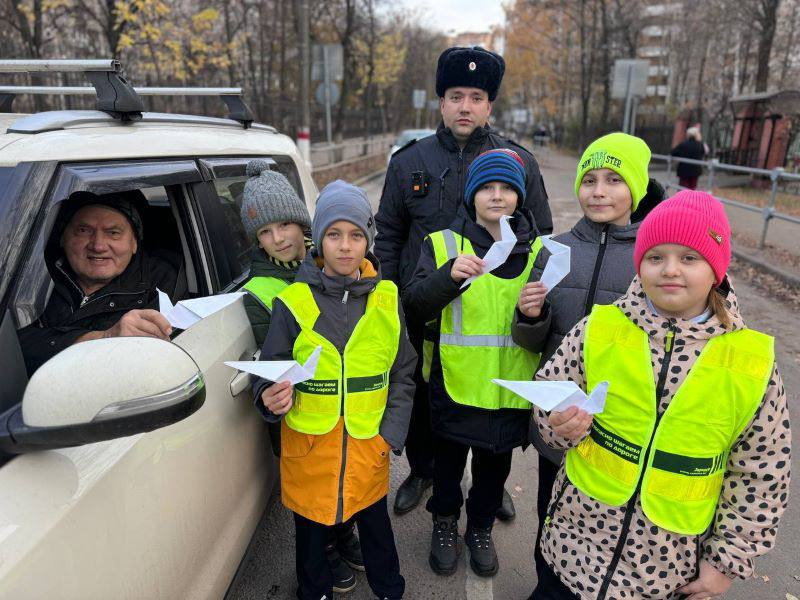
top-left (240, 162), bottom-right (365, 593)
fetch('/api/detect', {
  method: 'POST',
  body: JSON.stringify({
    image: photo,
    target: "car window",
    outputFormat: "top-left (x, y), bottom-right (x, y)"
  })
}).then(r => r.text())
top-left (196, 156), bottom-right (304, 291)
top-left (205, 176), bottom-right (253, 289)
top-left (11, 184), bottom-right (186, 330)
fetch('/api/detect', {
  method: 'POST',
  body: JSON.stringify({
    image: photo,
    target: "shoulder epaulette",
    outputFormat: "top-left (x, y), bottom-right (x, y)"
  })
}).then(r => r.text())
top-left (393, 138), bottom-right (418, 156)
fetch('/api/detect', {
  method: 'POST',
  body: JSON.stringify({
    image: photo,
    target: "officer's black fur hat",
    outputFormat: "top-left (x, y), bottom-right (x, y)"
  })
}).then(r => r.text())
top-left (435, 46), bottom-right (505, 101)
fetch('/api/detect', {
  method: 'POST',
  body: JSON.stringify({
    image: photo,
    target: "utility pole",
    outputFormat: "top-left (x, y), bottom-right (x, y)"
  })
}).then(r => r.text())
top-left (297, 0), bottom-right (311, 168)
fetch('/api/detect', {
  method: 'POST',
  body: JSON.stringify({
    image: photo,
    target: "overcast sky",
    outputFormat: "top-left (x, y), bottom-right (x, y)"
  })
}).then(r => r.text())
top-left (393, 0), bottom-right (506, 34)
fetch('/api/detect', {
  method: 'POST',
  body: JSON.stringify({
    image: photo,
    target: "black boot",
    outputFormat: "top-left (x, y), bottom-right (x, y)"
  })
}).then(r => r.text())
top-left (336, 523), bottom-right (365, 571)
top-left (429, 514), bottom-right (460, 576)
top-left (464, 524), bottom-right (498, 577)
top-left (496, 487), bottom-right (516, 521)
top-left (326, 545), bottom-right (357, 593)
top-left (393, 474), bottom-right (432, 515)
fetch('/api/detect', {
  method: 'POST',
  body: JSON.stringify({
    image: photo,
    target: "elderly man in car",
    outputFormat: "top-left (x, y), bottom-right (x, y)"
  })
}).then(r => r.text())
top-left (18, 191), bottom-right (185, 375)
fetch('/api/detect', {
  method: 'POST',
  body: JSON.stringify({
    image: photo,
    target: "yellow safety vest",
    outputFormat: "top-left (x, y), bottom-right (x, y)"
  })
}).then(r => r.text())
top-left (242, 276), bottom-right (290, 312)
top-left (277, 280), bottom-right (401, 438)
top-left (424, 229), bottom-right (543, 410)
top-left (566, 304), bottom-right (773, 534)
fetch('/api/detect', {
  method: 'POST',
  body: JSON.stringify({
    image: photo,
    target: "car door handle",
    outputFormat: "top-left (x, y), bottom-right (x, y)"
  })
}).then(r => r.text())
top-left (229, 371), bottom-right (251, 397)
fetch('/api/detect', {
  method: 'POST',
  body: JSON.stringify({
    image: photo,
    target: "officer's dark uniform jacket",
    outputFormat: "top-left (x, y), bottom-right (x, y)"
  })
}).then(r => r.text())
top-left (375, 122), bottom-right (552, 296)
top-left (18, 248), bottom-right (184, 375)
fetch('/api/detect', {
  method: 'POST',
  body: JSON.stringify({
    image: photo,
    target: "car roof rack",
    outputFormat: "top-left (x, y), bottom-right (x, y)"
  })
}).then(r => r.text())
top-left (0, 59), bottom-right (255, 128)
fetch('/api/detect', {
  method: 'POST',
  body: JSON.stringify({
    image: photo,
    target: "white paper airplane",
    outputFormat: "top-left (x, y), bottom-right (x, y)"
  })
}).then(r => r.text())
top-left (158, 289), bottom-right (245, 330)
top-left (461, 214), bottom-right (516, 288)
top-left (539, 235), bottom-right (571, 293)
top-left (225, 345), bottom-right (322, 385)
top-left (492, 379), bottom-right (608, 414)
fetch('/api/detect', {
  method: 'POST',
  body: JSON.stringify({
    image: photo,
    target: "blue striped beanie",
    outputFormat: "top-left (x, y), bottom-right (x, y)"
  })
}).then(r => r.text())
top-left (464, 148), bottom-right (526, 205)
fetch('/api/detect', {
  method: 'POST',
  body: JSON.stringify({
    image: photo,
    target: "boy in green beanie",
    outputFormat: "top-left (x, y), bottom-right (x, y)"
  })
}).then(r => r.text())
top-left (509, 132), bottom-right (663, 583)
top-left (239, 160), bottom-right (364, 594)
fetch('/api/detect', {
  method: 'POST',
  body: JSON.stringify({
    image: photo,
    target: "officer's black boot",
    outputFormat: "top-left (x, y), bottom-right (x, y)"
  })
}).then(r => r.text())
top-left (496, 487), bottom-right (516, 521)
top-left (428, 514), bottom-right (460, 576)
top-left (464, 523), bottom-right (498, 577)
top-left (393, 474), bottom-right (432, 515)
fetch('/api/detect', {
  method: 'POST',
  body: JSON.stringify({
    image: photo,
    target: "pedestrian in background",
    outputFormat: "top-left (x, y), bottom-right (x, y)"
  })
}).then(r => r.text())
top-left (375, 45), bottom-right (552, 519)
top-left (671, 126), bottom-right (706, 190)
top-left (529, 190), bottom-right (791, 599)
top-left (253, 180), bottom-right (416, 600)
top-left (404, 149), bottom-right (544, 578)
top-left (511, 132), bottom-right (655, 581)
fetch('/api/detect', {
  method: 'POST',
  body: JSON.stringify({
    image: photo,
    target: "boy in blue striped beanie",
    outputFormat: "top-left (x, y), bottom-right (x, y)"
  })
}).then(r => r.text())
top-left (402, 148), bottom-right (544, 578)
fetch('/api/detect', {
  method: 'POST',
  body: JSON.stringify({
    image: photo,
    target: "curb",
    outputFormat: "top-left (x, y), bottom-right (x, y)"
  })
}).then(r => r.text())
top-left (732, 248), bottom-right (800, 288)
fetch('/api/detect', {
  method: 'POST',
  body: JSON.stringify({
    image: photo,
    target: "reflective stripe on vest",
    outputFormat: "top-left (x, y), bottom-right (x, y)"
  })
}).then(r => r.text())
top-left (425, 228), bottom-right (543, 409)
top-left (242, 276), bottom-right (291, 312)
top-left (277, 280), bottom-right (401, 438)
top-left (566, 304), bottom-right (773, 534)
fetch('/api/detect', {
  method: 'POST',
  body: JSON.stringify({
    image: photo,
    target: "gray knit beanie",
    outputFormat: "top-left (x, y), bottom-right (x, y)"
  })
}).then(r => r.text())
top-left (240, 159), bottom-right (311, 241)
top-left (312, 180), bottom-right (375, 254)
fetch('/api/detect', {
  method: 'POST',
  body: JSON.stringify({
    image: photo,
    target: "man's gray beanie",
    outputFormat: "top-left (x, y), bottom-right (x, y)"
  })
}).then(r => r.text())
top-left (312, 180), bottom-right (375, 254)
top-left (240, 159), bottom-right (311, 241)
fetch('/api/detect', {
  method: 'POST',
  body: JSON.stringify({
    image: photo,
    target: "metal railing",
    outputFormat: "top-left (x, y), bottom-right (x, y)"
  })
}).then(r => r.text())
top-left (310, 134), bottom-right (394, 170)
top-left (651, 153), bottom-right (800, 249)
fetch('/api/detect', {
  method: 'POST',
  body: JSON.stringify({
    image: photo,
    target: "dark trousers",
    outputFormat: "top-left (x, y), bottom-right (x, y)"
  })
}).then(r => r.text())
top-left (293, 497), bottom-right (404, 600)
top-left (535, 455), bottom-right (560, 577)
top-left (426, 435), bottom-right (513, 529)
top-left (529, 560), bottom-right (579, 600)
top-left (404, 334), bottom-right (434, 479)
top-left (678, 175), bottom-right (699, 190)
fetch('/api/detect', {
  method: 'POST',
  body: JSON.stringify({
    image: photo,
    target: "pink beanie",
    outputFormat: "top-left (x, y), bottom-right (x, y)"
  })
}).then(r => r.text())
top-left (634, 190), bottom-right (731, 285)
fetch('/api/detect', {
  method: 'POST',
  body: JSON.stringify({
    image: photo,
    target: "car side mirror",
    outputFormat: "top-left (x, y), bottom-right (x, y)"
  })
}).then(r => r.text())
top-left (0, 337), bottom-right (205, 455)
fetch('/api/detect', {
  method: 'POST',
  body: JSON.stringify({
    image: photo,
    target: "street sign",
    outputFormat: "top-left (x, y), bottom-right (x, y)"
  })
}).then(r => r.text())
top-left (612, 59), bottom-right (649, 134)
top-left (611, 59), bottom-right (649, 99)
top-left (311, 44), bottom-right (343, 81)
top-left (412, 89), bottom-right (426, 110)
top-left (315, 82), bottom-right (340, 106)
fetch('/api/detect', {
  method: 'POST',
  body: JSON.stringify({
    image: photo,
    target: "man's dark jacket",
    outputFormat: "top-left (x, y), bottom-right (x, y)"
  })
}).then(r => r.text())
top-left (375, 122), bottom-right (552, 298)
top-left (18, 249), bottom-right (184, 375)
top-left (402, 205), bottom-right (538, 452)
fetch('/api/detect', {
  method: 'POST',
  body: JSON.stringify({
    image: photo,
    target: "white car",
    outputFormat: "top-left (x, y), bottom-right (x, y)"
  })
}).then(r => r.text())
top-left (387, 128), bottom-right (436, 164)
top-left (0, 60), bottom-right (317, 599)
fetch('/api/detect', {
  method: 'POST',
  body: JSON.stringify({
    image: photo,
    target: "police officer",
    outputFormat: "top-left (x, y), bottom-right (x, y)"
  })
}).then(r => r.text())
top-left (375, 46), bottom-right (553, 517)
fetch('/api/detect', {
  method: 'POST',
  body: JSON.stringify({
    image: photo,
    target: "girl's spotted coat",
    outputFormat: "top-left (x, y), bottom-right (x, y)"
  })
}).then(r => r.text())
top-left (534, 277), bottom-right (791, 599)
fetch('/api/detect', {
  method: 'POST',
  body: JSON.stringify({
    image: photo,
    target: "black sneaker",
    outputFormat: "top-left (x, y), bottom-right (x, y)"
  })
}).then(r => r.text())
top-left (393, 475), bottom-right (432, 515)
top-left (464, 524), bottom-right (498, 577)
top-left (336, 525), bottom-right (365, 571)
top-left (327, 546), bottom-right (357, 593)
top-left (428, 514), bottom-right (460, 576)
top-left (496, 487), bottom-right (516, 521)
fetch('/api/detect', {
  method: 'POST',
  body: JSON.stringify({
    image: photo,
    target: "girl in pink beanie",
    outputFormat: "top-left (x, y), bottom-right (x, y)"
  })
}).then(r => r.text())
top-left (527, 190), bottom-right (790, 600)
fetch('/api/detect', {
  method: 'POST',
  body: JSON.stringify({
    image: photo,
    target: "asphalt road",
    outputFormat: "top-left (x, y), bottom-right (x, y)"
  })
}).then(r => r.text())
top-left (229, 152), bottom-right (799, 600)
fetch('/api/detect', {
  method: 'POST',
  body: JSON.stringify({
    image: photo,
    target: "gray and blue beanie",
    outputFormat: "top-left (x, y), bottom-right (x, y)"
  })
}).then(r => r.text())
top-left (464, 148), bottom-right (526, 205)
top-left (240, 159), bottom-right (311, 241)
top-left (312, 180), bottom-right (375, 254)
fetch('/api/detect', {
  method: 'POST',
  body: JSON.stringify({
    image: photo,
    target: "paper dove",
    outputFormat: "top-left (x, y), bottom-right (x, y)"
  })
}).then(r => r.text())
top-left (225, 346), bottom-right (322, 385)
top-left (158, 289), bottom-right (244, 330)
top-left (461, 214), bottom-right (516, 289)
top-left (539, 235), bottom-right (571, 293)
top-left (492, 379), bottom-right (608, 415)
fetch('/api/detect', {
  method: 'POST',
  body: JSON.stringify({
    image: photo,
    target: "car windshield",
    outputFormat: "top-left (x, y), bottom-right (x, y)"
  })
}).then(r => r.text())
top-left (0, 166), bottom-right (28, 301)
top-left (395, 130), bottom-right (433, 146)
